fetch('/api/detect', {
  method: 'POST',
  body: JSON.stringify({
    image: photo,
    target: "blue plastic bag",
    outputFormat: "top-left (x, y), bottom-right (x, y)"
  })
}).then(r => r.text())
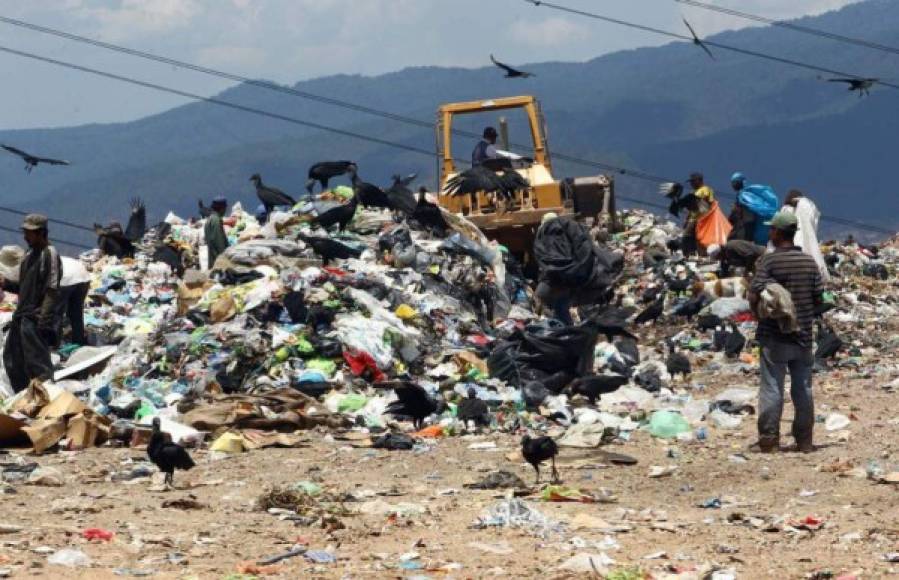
top-left (737, 184), bottom-right (779, 245)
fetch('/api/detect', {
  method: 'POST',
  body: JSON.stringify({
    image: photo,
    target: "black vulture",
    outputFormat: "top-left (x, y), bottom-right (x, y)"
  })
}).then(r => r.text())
top-left (683, 18), bottom-right (715, 60)
top-left (585, 307), bottom-right (638, 342)
top-left (384, 382), bottom-right (444, 430)
top-left (666, 340), bottom-right (692, 378)
top-left (311, 195), bottom-right (358, 232)
top-left (306, 161), bottom-right (356, 194)
top-left (1, 144), bottom-right (70, 173)
top-left (696, 313), bottom-right (723, 331)
top-left (349, 167), bottom-right (392, 210)
top-left (384, 173), bottom-right (418, 215)
top-left (94, 222), bottom-right (135, 259)
top-left (521, 435), bottom-right (558, 484)
top-left (614, 336), bottom-right (641, 367)
top-left (198, 200), bottom-right (213, 218)
top-left (490, 54), bottom-right (535, 78)
top-left (444, 165), bottom-right (530, 205)
top-left (713, 326), bottom-right (728, 352)
top-left (672, 293), bottom-right (707, 320)
top-left (635, 296), bottom-right (664, 325)
top-left (568, 374), bottom-right (628, 404)
top-left (411, 187), bottom-right (449, 236)
top-left (724, 323), bottom-right (746, 359)
top-left (297, 233), bottom-right (362, 265)
top-left (147, 417), bottom-right (195, 488)
top-left (250, 173), bottom-right (296, 214)
top-left (456, 387), bottom-right (491, 429)
top-left (828, 78), bottom-right (877, 97)
top-left (815, 322), bottom-right (844, 361)
top-left (124, 198), bottom-right (146, 242)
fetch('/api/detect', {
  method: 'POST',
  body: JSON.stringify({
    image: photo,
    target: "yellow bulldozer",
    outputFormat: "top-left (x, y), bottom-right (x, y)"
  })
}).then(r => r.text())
top-left (436, 95), bottom-right (616, 260)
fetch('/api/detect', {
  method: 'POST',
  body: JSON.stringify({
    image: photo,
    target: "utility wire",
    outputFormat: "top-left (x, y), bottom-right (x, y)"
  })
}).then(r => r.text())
top-left (523, 0), bottom-right (899, 89)
top-left (0, 223), bottom-right (93, 251)
top-left (673, 0), bottom-right (899, 57)
top-left (0, 43), bottom-right (891, 234)
top-left (0, 203), bottom-right (94, 232)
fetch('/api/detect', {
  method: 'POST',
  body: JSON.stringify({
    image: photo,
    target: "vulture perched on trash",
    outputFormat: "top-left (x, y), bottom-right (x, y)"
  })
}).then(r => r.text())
top-left (250, 174), bottom-right (296, 214)
top-left (384, 173), bottom-right (418, 216)
top-left (568, 374), bottom-right (629, 404)
top-left (94, 223), bottom-right (135, 259)
top-left (311, 195), bottom-right (358, 232)
top-left (666, 340), bottom-right (692, 378)
top-left (306, 161), bottom-right (356, 194)
top-left (520, 435), bottom-right (559, 484)
top-left (297, 233), bottom-right (362, 265)
top-left (444, 165), bottom-right (530, 205)
top-left (384, 382), bottom-right (444, 431)
top-left (635, 295), bottom-right (664, 325)
top-left (124, 198), bottom-right (146, 242)
top-left (724, 323), bottom-right (746, 359)
top-left (147, 417), bottom-right (194, 488)
top-left (349, 166), bottom-right (392, 210)
top-left (411, 187), bottom-right (449, 236)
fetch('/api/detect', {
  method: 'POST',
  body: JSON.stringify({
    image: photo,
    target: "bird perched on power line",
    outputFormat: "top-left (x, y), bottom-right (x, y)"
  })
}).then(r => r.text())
top-left (306, 161), bottom-right (356, 194)
top-left (683, 18), bottom-right (715, 60)
top-left (384, 382), bottom-right (445, 431)
top-left (814, 321), bottom-right (844, 362)
top-left (311, 195), bottom-right (358, 232)
top-left (147, 417), bottom-right (195, 489)
top-left (666, 340), bottom-right (692, 379)
top-left (250, 174), bottom-right (296, 215)
top-left (456, 387), bottom-right (491, 430)
top-left (124, 198), bottom-right (146, 242)
top-left (635, 295), bottom-right (665, 325)
top-left (724, 323), bottom-right (746, 359)
top-left (384, 173), bottom-right (418, 216)
top-left (1, 144), bottom-right (70, 173)
top-left (297, 233), bottom-right (362, 265)
top-left (521, 435), bottom-right (559, 484)
top-left (568, 374), bottom-right (629, 404)
top-left (490, 54), bottom-right (535, 78)
top-left (828, 77), bottom-right (877, 97)
top-left (411, 187), bottom-right (449, 236)
top-left (444, 165), bottom-right (530, 206)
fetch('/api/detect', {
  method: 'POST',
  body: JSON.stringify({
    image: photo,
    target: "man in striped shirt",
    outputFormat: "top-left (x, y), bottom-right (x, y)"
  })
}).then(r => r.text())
top-left (749, 211), bottom-right (824, 453)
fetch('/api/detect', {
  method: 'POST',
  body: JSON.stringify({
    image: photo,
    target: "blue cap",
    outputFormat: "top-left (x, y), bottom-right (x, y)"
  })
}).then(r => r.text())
top-left (212, 196), bottom-right (227, 205)
top-left (730, 172), bottom-right (745, 184)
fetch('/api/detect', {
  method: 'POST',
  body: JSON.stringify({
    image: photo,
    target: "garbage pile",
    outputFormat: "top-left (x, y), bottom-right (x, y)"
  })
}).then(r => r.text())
top-left (0, 198), bottom-right (896, 462)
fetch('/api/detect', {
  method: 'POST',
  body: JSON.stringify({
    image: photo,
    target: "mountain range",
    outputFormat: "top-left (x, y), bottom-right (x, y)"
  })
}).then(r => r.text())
top-left (1, 0), bottom-right (897, 250)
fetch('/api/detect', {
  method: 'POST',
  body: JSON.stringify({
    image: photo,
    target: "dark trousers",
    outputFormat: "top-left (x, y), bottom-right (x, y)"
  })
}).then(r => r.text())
top-left (54, 282), bottom-right (90, 346)
top-left (3, 317), bottom-right (54, 393)
top-left (757, 340), bottom-right (815, 445)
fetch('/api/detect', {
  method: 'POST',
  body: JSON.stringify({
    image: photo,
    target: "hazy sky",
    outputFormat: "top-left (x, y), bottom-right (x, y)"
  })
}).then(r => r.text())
top-left (0, 0), bottom-right (859, 129)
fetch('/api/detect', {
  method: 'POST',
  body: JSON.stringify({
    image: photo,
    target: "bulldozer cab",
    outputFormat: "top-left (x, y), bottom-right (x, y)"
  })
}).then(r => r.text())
top-left (436, 95), bottom-right (616, 264)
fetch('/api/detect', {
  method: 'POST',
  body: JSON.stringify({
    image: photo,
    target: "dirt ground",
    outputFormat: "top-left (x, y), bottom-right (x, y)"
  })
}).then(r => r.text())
top-left (2, 354), bottom-right (898, 580)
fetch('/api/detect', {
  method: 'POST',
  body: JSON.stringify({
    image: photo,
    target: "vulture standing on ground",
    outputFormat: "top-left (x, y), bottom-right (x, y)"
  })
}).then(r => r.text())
top-left (635, 295), bottom-right (665, 325)
top-left (306, 161), bottom-right (356, 194)
top-left (521, 435), bottom-right (559, 484)
top-left (1, 144), bottom-right (70, 173)
top-left (456, 387), bottom-right (491, 429)
top-left (384, 382), bottom-right (444, 430)
top-left (666, 340), bottom-right (692, 379)
top-left (147, 418), bottom-right (195, 488)
top-left (724, 323), bottom-right (747, 359)
top-left (250, 174), bottom-right (296, 214)
top-left (568, 374), bottom-right (629, 404)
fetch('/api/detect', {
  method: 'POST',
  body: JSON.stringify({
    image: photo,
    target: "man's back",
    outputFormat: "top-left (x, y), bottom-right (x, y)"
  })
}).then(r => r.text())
top-left (751, 247), bottom-right (823, 347)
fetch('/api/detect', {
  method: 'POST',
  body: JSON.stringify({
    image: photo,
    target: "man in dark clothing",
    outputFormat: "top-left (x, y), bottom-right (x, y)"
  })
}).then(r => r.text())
top-left (1, 214), bottom-right (62, 393)
top-left (54, 257), bottom-right (92, 346)
top-left (471, 127), bottom-right (499, 167)
top-left (204, 196), bottom-right (228, 270)
top-left (709, 239), bottom-right (765, 276)
top-left (727, 172), bottom-right (758, 242)
top-left (749, 211), bottom-right (824, 454)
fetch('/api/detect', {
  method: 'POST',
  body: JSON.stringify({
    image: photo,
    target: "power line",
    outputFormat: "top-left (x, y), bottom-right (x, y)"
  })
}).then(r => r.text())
top-left (523, 0), bottom-right (899, 90)
top-left (0, 223), bottom-right (93, 251)
top-left (673, 0), bottom-right (899, 57)
top-left (0, 203), bottom-right (94, 232)
top-left (0, 43), bottom-right (891, 234)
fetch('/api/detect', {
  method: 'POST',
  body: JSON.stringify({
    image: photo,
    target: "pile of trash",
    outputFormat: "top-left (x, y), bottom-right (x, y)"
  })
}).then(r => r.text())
top-left (0, 197), bottom-right (896, 461)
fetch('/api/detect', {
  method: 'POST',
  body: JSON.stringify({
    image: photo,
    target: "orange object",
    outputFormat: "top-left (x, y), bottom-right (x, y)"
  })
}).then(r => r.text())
top-left (413, 425), bottom-right (444, 438)
top-left (695, 201), bottom-right (733, 249)
top-left (739, 352), bottom-right (755, 364)
top-left (236, 561), bottom-right (282, 575)
top-left (82, 528), bottom-right (114, 542)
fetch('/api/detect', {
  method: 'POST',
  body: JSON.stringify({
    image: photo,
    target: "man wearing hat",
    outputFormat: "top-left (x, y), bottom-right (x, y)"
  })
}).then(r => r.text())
top-left (682, 172), bottom-right (715, 255)
top-left (471, 127), bottom-right (499, 167)
top-left (204, 196), bottom-right (229, 270)
top-left (0, 214), bottom-right (62, 392)
top-left (749, 211), bottom-right (825, 454)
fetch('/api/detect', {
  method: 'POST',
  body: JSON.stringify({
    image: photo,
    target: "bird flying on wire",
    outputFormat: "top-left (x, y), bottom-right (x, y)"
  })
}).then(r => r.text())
top-left (1, 144), bottom-right (70, 173)
top-left (683, 18), bottom-right (715, 60)
top-left (490, 54), bottom-right (535, 78)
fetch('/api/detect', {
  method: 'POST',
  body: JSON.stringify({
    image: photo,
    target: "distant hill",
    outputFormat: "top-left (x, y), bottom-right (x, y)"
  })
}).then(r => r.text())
top-left (1, 0), bottom-right (897, 249)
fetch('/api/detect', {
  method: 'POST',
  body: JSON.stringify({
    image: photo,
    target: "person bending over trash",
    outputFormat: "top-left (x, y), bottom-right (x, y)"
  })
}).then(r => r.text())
top-left (0, 214), bottom-right (62, 393)
top-left (749, 211), bottom-right (824, 454)
top-left (204, 196), bottom-right (229, 270)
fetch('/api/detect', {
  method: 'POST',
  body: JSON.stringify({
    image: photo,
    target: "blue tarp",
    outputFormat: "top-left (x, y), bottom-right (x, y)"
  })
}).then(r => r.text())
top-left (737, 184), bottom-right (779, 245)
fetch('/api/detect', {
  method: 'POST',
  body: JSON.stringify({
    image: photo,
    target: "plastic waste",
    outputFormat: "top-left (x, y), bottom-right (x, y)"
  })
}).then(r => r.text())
top-left (825, 413), bottom-right (851, 431)
top-left (648, 410), bottom-right (691, 439)
top-left (48, 548), bottom-right (92, 567)
top-left (708, 409), bottom-right (743, 430)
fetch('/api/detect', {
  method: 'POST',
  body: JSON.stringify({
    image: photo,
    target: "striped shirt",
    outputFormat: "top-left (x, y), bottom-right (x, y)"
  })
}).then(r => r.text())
top-left (751, 246), bottom-right (823, 347)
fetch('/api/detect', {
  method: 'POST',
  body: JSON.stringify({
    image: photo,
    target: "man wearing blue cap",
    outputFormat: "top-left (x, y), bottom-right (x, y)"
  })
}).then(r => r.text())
top-left (729, 172), bottom-right (778, 245)
top-left (204, 197), bottom-right (228, 270)
top-left (749, 211), bottom-right (824, 454)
